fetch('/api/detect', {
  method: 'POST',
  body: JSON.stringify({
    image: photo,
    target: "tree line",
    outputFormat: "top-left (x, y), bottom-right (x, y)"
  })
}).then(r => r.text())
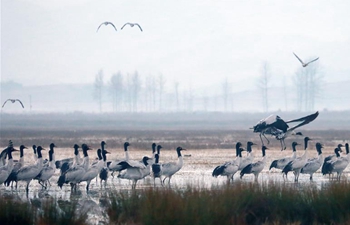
top-left (257, 61), bottom-right (323, 113)
top-left (93, 62), bottom-right (323, 113)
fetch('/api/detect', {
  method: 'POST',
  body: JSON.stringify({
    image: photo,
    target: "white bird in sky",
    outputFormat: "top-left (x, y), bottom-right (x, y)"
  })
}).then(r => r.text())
top-left (96, 21), bottom-right (118, 32)
top-left (293, 52), bottom-right (319, 67)
top-left (2, 99), bottom-right (24, 108)
top-left (121, 22), bottom-right (143, 32)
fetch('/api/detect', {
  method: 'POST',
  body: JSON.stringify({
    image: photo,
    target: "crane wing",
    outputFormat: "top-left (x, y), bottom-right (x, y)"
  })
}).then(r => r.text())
top-left (2, 99), bottom-right (10, 108)
top-left (121, 23), bottom-right (131, 30)
top-left (286, 111), bottom-right (319, 131)
top-left (306, 57), bottom-right (319, 64)
top-left (16, 99), bottom-right (25, 108)
top-left (293, 52), bottom-right (304, 64)
top-left (135, 23), bottom-right (143, 31)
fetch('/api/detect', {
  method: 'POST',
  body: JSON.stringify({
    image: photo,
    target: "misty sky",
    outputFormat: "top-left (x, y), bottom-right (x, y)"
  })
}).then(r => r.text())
top-left (2, 1), bottom-right (350, 91)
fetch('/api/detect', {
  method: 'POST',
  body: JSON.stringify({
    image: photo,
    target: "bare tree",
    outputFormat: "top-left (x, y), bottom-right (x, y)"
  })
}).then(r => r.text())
top-left (222, 77), bottom-right (231, 112)
top-left (202, 92), bottom-right (209, 112)
top-left (187, 83), bottom-right (194, 112)
top-left (145, 74), bottom-right (157, 112)
top-left (125, 73), bottom-right (132, 112)
top-left (294, 62), bottom-right (323, 111)
top-left (181, 87), bottom-right (193, 112)
top-left (306, 63), bottom-right (323, 111)
top-left (282, 75), bottom-right (288, 111)
top-left (93, 69), bottom-right (104, 113)
top-left (157, 74), bottom-right (166, 111)
top-left (109, 71), bottom-right (123, 112)
top-left (213, 91), bottom-right (219, 111)
top-left (144, 75), bottom-right (152, 112)
top-left (174, 81), bottom-right (180, 112)
top-left (293, 68), bottom-right (304, 111)
top-left (257, 62), bottom-right (272, 112)
top-left (131, 71), bottom-right (141, 112)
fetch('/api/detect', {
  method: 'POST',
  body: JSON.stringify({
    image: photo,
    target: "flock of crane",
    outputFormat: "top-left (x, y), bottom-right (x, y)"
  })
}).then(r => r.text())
top-left (0, 140), bottom-right (185, 192)
top-left (0, 110), bottom-right (339, 195)
top-left (0, 136), bottom-right (349, 194)
top-left (213, 138), bottom-right (349, 183)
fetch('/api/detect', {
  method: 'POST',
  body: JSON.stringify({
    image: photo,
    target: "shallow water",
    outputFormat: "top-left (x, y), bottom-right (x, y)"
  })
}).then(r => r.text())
top-left (1, 147), bottom-right (349, 224)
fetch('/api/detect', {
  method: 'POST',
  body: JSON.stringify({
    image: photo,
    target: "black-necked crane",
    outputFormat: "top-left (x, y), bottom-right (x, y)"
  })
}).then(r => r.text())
top-left (107, 142), bottom-right (131, 177)
top-left (300, 142), bottom-right (323, 180)
top-left (117, 156), bottom-right (153, 189)
top-left (15, 146), bottom-right (45, 192)
top-left (151, 143), bottom-right (157, 162)
top-left (35, 147), bottom-right (56, 189)
top-left (212, 142), bottom-right (244, 182)
top-left (4, 145), bottom-right (28, 187)
top-left (282, 137), bottom-right (311, 182)
top-left (151, 145), bottom-right (163, 186)
top-left (240, 146), bottom-right (268, 182)
top-left (99, 149), bottom-right (110, 187)
top-left (238, 141), bottom-right (256, 171)
top-left (161, 146), bottom-right (186, 185)
top-left (269, 142), bottom-right (299, 175)
top-left (322, 147), bottom-right (342, 178)
top-left (57, 144), bottom-right (91, 191)
top-left (91, 141), bottom-right (107, 167)
top-left (321, 144), bottom-right (343, 176)
top-left (322, 143), bottom-right (349, 180)
top-left (80, 149), bottom-right (106, 191)
top-left (0, 146), bottom-right (18, 185)
top-left (252, 111), bottom-right (318, 150)
top-left (57, 144), bottom-right (82, 175)
top-left (152, 153), bottom-right (162, 186)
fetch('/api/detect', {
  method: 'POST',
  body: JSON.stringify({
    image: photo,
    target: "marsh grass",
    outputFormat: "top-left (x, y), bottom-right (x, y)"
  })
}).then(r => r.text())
top-left (106, 181), bottom-right (350, 225)
top-left (0, 195), bottom-right (35, 225)
top-left (37, 199), bottom-right (88, 225)
top-left (2, 181), bottom-right (350, 225)
top-left (0, 196), bottom-right (88, 225)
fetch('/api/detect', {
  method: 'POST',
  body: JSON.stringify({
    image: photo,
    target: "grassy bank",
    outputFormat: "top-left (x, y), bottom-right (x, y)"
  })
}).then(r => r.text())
top-left (2, 181), bottom-right (350, 225)
top-left (106, 181), bottom-right (350, 225)
top-left (0, 195), bottom-right (88, 225)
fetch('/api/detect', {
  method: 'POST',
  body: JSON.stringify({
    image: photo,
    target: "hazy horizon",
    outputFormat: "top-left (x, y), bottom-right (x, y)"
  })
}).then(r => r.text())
top-left (2, 1), bottom-right (350, 113)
